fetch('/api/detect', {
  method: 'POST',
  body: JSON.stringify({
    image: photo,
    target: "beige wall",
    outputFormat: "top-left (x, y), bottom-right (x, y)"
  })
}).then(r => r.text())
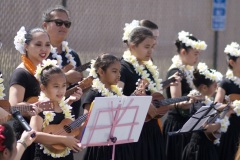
top-left (0, 0), bottom-right (240, 97)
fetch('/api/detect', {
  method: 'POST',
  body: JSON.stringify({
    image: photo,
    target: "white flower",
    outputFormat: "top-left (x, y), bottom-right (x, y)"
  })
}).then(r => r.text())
top-left (214, 138), bottom-right (220, 145)
top-left (86, 59), bottom-right (98, 78)
top-left (35, 59), bottom-right (59, 81)
top-left (92, 78), bottom-right (123, 97)
top-left (51, 41), bottom-right (76, 68)
top-left (14, 26), bottom-right (27, 54)
top-left (216, 116), bottom-right (230, 133)
top-left (123, 50), bottom-right (163, 93)
top-left (178, 30), bottom-right (207, 50)
top-left (224, 42), bottom-right (240, 57)
top-left (122, 20), bottom-right (140, 42)
top-left (226, 69), bottom-right (240, 88)
top-left (197, 62), bottom-right (223, 82)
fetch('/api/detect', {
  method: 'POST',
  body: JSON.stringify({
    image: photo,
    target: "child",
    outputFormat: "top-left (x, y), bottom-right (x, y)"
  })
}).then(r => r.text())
top-left (30, 59), bottom-right (82, 160)
top-left (82, 53), bottom-right (125, 160)
top-left (182, 62), bottom-right (229, 160)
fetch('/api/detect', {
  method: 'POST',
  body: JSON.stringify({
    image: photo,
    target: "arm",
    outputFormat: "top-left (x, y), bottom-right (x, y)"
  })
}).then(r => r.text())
top-left (215, 87), bottom-right (226, 103)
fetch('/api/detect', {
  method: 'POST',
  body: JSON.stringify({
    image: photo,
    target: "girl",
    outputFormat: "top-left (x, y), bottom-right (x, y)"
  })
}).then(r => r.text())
top-left (163, 31), bottom-right (207, 160)
top-left (118, 26), bottom-right (167, 160)
top-left (9, 27), bottom-right (51, 160)
top-left (82, 53), bottom-right (125, 160)
top-left (30, 60), bottom-right (82, 160)
top-left (0, 123), bottom-right (36, 160)
top-left (215, 42), bottom-right (240, 160)
top-left (182, 62), bottom-right (228, 160)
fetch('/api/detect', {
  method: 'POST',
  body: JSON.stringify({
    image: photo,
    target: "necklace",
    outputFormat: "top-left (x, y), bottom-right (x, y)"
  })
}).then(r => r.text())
top-left (21, 55), bottom-right (36, 75)
top-left (123, 50), bottom-right (163, 93)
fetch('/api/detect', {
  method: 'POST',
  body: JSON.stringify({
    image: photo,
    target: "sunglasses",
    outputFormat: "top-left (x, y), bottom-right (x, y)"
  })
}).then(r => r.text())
top-left (46, 19), bottom-right (71, 28)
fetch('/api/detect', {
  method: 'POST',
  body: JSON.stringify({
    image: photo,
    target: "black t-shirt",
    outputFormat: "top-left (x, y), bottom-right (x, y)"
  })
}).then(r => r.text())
top-left (82, 88), bottom-right (103, 109)
top-left (120, 58), bottom-right (152, 96)
top-left (219, 77), bottom-right (240, 95)
top-left (9, 68), bottom-right (40, 102)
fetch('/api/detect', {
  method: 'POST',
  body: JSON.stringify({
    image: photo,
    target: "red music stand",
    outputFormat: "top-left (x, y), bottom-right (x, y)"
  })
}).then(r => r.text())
top-left (81, 96), bottom-right (152, 160)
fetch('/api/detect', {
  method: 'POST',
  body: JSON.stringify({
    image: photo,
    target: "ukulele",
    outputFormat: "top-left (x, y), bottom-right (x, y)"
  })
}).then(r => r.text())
top-left (228, 94), bottom-right (240, 101)
top-left (0, 100), bottom-right (54, 120)
top-left (65, 76), bottom-right (94, 97)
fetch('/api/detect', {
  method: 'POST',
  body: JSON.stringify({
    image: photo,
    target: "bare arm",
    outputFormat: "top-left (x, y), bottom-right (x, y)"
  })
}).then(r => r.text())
top-left (215, 87), bottom-right (226, 103)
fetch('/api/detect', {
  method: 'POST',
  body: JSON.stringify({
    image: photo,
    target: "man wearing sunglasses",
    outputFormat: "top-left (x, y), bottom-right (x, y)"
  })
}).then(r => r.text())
top-left (42, 5), bottom-right (83, 119)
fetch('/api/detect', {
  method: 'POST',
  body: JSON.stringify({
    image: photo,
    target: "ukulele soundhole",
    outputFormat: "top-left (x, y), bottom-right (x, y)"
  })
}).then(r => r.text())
top-left (63, 125), bottom-right (72, 133)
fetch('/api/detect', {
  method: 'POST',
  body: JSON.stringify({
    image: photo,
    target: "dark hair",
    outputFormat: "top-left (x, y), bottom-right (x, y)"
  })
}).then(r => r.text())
top-left (0, 124), bottom-right (15, 154)
top-left (139, 20), bottom-right (158, 30)
top-left (40, 65), bottom-right (65, 86)
top-left (94, 53), bottom-right (120, 77)
top-left (25, 28), bottom-right (48, 45)
top-left (193, 69), bottom-right (214, 88)
top-left (175, 35), bottom-right (198, 53)
top-left (226, 54), bottom-right (238, 69)
top-left (42, 5), bottom-right (70, 22)
top-left (127, 27), bottom-right (154, 46)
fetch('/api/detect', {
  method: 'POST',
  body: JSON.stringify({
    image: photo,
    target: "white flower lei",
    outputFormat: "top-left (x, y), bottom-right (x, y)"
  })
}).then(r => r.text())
top-left (123, 50), bottom-right (163, 93)
top-left (92, 78), bottom-right (123, 97)
top-left (14, 26), bottom-right (27, 54)
top-left (38, 92), bottom-right (74, 158)
top-left (232, 100), bottom-right (240, 116)
top-left (189, 89), bottom-right (212, 106)
top-left (35, 59), bottom-right (59, 81)
top-left (197, 62), bottom-right (223, 82)
top-left (86, 59), bottom-right (98, 78)
top-left (122, 20), bottom-right (140, 42)
top-left (178, 31), bottom-right (207, 50)
top-left (215, 116), bottom-right (230, 133)
top-left (51, 41), bottom-right (76, 68)
top-left (170, 55), bottom-right (195, 89)
top-left (224, 42), bottom-right (240, 57)
top-left (0, 74), bottom-right (6, 100)
top-left (226, 69), bottom-right (240, 88)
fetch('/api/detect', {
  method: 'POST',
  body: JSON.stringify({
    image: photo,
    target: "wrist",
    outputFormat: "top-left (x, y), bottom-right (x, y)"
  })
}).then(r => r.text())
top-left (17, 140), bottom-right (28, 149)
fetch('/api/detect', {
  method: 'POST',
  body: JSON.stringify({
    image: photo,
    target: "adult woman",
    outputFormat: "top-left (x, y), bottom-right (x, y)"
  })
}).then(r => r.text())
top-left (215, 42), bottom-right (240, 160)
top-left (9, 27), bottom-right (51, 160)
top-left (163, 31), bottom-right (207, 160)
top-left (0, 123), bottom-right (36, 160)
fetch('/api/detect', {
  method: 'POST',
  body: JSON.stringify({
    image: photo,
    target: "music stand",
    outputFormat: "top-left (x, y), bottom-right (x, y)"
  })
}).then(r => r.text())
top-left (81, 96), bottom-right (152, 160)
top-left (168, 103), bottom-right (221, 136)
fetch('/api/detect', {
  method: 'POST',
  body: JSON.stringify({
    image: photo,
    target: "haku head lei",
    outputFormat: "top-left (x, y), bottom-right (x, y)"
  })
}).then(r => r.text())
top-left (14, 26), bottom-right (27, 54)
top-left (197, 62), bottom-right (223, 82)
top-left (122, 20), bottom-right (140, 42)
top-left (35, 59), bottom-right (59, 81)
top-left (178, 30), bottom-right (207, 50)
top-left (224, 42), bottom-right (240, 57)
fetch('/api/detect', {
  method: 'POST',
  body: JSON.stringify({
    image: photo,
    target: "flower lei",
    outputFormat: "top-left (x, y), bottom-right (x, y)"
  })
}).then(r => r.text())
top-left (0, 74), bottom-right (6, 100)
top-left (170, 55), bottom-right (195, 89)
top-left (38, 92), bottom-right (74, 158)
top-left (35, 59), bottom-right (59, 81)
top-left (226, 69), bottom-right (240, 88)
top-left (21, 55), bottom-right (36, 75)
top-left (197, 62), bottom-right (223, 82)
top-left (86, 59), bottom-right (98, 78)
top-left (224, 42), bottom-right (240, 57)
top-left (178, 31), bottom-right (207, 50)
top-left (51, 41), bottom-right (76, 68)
top-left (14, 26), bottom-right (27, 54)
top-left (123, 50), bottom-right (163, 93)
top-left (92, 78), bottom-right (123, 97)
top-left (122, 20), bottom-right (140, 42)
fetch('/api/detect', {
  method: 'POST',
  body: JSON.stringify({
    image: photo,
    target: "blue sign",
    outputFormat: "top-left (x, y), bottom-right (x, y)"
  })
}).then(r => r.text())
top-left (212, 0), bottom-right (227, 31)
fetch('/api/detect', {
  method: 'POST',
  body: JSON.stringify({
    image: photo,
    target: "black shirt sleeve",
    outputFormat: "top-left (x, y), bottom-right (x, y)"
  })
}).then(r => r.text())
top-left (82, 88), bottom-right (101, 109)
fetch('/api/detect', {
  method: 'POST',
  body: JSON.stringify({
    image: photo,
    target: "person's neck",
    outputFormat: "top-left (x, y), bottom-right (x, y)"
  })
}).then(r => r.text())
top-left (232, 69), bottom-right (240, 78)
top-left (51, 40), bottom-right (63, 54)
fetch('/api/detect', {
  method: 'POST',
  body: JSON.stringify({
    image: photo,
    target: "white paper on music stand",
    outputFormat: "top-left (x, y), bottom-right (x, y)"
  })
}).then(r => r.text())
top-left (180, 103), bottom-right (221, 133)
top-left (81, 96), bottom-right (152, 147)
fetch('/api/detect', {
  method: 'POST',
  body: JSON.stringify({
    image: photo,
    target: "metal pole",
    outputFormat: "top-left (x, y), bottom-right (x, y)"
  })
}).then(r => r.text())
top-left (213, 31), bottom-right (218, 70)
top-left (62, 0), bottom-right (67, 7)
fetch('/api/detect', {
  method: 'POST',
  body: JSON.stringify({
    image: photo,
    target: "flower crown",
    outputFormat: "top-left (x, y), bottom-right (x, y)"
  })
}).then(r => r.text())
top-left (178, 31), bottom-right (207, 50)
top-left (224, 42), bottom-right (240, 57)
top-left (14, 26), bottom-right (27, 54)
top-left (35, 59), bottom-right (59, 81)
top-left (122, 20), bottom-right (140, 42)
top-left (86, 59), bottom-right (98, 78)
top-left (197, 62), bottom-right (223, 82)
